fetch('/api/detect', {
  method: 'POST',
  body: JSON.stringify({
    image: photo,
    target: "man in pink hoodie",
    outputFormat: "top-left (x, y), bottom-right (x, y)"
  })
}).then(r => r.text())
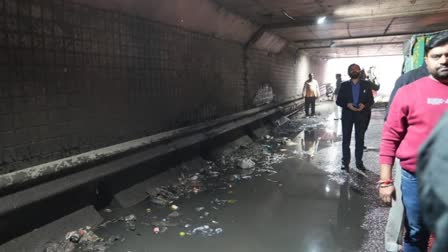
top-left (379, 31), bottom-right (448, 252)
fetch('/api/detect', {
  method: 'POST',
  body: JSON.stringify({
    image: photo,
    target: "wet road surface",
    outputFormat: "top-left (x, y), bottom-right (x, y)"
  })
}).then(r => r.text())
top-left (72, 101), bottom-right (389, 252)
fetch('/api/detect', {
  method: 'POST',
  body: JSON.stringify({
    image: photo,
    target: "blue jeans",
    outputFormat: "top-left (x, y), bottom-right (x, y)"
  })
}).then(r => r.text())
top-left (401, 169), bottom-right (430, 252)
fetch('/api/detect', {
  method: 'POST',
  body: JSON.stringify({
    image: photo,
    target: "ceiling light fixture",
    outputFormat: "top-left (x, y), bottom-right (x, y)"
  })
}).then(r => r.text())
top-left (281, 9), bottom-right (296, 21)
top-left (317, 16), bottom-right (327, 24)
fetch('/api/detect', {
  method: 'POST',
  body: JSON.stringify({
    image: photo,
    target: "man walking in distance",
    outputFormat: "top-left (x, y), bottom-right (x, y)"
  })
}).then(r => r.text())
top-left (379, 32), bottom-right (448, 252)
top-left (302, 73), bottom-right (320, 117)
top-left (336, 64), bottom-right (374, 172)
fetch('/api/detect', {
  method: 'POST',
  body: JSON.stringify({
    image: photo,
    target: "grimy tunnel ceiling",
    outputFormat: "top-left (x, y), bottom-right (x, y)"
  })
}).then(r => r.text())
top-left (213, 0), bottom-right (448, 58)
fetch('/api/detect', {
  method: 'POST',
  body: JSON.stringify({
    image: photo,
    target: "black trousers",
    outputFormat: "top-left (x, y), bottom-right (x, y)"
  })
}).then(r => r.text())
top-left (305, 97), bottom-right (317, 116)
top-left (341, 109), bottom-right (368, 166)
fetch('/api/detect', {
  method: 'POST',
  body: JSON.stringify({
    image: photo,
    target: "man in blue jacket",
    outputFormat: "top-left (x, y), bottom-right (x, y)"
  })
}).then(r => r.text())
top-left (336, 64), bottom-right (374, 171)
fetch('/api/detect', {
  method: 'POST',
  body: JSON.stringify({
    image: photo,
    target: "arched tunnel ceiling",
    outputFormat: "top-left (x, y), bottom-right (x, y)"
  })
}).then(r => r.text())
top-left (213, 0), bottom-right (448, 58)
top-left (72, 0), bottom-right (290, 53)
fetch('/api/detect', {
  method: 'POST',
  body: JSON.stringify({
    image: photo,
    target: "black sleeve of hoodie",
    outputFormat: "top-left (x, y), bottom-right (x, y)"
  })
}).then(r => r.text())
top-left (385, 75), bottom-right (407, 119)
top-left (384, 66), bottom-right (429, 121)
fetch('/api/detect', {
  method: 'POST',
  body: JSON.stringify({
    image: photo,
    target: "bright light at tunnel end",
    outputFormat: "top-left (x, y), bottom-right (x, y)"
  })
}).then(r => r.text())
top-left (317, 16), bottom-right (326, 24)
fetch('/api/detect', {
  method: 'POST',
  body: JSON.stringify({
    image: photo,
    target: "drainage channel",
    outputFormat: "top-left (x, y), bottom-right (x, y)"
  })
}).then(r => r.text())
top-left (0, 98), bottom-right (304, 251)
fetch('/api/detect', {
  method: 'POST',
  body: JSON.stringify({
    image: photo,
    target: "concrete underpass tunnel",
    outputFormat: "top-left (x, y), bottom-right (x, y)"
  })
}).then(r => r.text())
top-left (1, 0), bottom-right (448, 251)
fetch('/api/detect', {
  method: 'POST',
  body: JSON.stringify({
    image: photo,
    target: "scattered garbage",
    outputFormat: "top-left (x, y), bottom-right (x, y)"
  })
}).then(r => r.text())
top-left (106, 235), bottom-right (124, 244)
top-left (227, 199), bottom-right (237, 204)
top-left (63, 227), bottom-right (120, 252)
top-left (238, 158), bottom-right (255, 169)
top-left (168, 211), bottom-right (181, 218)
top-left (191, 225), bottom-right (224, 237)
top-left (63, 122), bottom-right (306, 246)
top-left (124, 215), bottom-right (137, 231)
top-left (43, 241), bottom-right (75, 252)
top-left (274, 116), bottom-right (291, 127)
top-left (148, 188), bottom-right (179, 206)
top-left (152, 225), bottom-right (168, 235)
top-left (124, 215), bottom-right (136, 222)
top-left (159, 227), bottom-right (168, 233)
top-left (81, 230), bottom-right (101, 243)
top-left (192, 187), bottom-right (200, 193)
top-left (195, 207), bottom-right (205, 212)
top-left (66, 230), bottom-right (84, 243)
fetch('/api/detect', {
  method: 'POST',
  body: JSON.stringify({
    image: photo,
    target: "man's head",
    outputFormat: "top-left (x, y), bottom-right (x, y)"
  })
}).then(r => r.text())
top-left (308, 73), bottom-right (314, 80)
top-left (336, 73), bottom-right (341, 79)
top-left (425, 32), bottom-right (448, 83)
top-left (347, 64), bottom-right (361, 79)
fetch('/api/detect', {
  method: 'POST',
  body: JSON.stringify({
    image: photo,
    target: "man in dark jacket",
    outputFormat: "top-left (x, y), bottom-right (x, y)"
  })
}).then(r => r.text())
top-left (384, 63), bottom-right (429, 120)
top-left (336, 64), bottom-right (374, 171)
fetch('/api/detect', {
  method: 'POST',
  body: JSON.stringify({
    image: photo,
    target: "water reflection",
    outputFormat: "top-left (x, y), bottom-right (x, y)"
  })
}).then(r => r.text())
top-left (333, 180), bottom-right (365, 251)
top-left (301, 129), bottom-right (320, 160)
top-left (295, 124), bottom-right (342, 161)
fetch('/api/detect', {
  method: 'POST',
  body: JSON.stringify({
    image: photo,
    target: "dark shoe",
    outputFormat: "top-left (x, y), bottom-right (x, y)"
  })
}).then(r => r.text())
top-left (356, 164), bottom-right (367, 171)
top-left (341, 164), bottom-right (349, 171)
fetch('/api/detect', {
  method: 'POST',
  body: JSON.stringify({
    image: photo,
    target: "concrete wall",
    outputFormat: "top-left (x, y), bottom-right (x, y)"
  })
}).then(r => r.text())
top-left (246, 47), bottom-right (299, 105)
top-left (0, 0), bottom-right (315, 174)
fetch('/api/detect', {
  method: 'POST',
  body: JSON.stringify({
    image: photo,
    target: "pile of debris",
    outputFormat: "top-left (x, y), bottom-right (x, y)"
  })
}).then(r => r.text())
top-left (147, 161), bottom-right (229, 207)
top-left (44, 226), bottom-right (124, 252)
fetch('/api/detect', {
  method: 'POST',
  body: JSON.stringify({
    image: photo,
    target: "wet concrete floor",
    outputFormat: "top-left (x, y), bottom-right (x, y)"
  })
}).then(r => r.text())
top-left (85, 101), bottom-right (389, 252)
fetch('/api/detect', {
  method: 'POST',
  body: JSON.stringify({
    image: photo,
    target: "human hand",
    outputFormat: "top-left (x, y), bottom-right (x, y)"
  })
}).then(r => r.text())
top-left (379, 185), bottom-right (395, 204)
top-left (358, 103), bottom-right (366, 111)
top-left (347, 103), bottom-right (358, 111)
